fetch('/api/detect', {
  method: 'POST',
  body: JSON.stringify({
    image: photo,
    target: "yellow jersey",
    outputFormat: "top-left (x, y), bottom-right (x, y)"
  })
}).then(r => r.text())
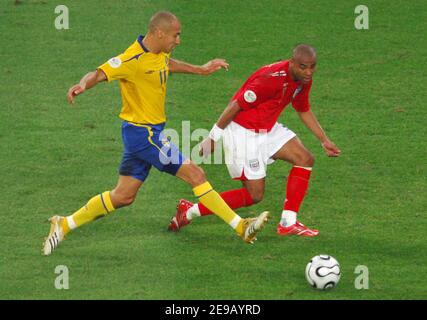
top-left (98, 35), bottom-right (170, 124)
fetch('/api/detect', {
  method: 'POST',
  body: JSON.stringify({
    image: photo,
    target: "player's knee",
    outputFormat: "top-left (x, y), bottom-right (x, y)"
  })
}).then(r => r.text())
top-left (249, 190), bottom-right (264, 204)
top-left (188, 165), bottom-right (207, 186)
top-left (120, 195), bottom-right (136, 206)
top-left (111, 192), bottom-right (136, 208)
top-left (297, 152), bottom-right (315, 167)
top-left (252, 194), bottom-right (264, 204)
top-left (305, 152), bottom-right (315, 167)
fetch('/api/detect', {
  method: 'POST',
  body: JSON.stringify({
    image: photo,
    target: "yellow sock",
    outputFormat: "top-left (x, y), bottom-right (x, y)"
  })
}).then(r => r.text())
top-left (193, 182), bottom-right (244, 234)
top-left (61, 191), bottom-right (115, 235)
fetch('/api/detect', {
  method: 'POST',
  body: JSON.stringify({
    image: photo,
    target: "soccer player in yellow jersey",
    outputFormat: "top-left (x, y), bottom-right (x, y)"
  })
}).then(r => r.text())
top-left (43, 11), bottom-right (269, 255)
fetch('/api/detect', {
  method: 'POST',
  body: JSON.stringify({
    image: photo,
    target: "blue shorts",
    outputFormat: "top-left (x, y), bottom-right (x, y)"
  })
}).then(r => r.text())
top-left (119, 121), bottom-right (186, 182)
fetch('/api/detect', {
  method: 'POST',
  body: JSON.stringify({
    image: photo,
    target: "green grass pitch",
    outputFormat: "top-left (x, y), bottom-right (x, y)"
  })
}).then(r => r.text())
top-left (0, 0), bottom-right (425, 299)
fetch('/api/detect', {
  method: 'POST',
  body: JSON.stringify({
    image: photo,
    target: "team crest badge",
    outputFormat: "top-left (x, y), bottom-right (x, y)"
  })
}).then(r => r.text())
top-left (244, 90), bottom-right (257, 103)
top-left (161, 137), bottom-right (171, 148)
top-left (108, 57), bottom-right (122, 69)
top-left (249, 159), bottom-right (260, 171)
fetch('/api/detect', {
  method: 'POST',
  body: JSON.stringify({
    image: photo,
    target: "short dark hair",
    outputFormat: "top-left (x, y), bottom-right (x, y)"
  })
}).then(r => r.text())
top-left (148, 11), bottom-right (179, 33)
top-left (292, 44), bottom-right (317, 59)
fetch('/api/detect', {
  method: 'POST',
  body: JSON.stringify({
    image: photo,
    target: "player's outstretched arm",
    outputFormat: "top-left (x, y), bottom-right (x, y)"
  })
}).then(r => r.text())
top-left (298, 110), bottom-right (341, 157)
top-left (67, 69), bottom-right (107, 104)
top-left (199, 100), bottom-right (241, 157)
top-left (169, 58), bottom-right (229, 75)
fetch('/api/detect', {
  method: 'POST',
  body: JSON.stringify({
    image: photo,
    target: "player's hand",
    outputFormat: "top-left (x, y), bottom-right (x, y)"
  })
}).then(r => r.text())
top-left (199, 137), bottom-right (216, 157)
top-left (321, 140), bottom-right (341, 157)
top-left (200, 59), bottom-right (229, 75)
top-left (67, 84), bottom-right (85, 104)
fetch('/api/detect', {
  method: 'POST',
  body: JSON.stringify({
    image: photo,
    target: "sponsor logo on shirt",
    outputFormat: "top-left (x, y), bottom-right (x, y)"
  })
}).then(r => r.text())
top-left (108, 57), bottom-right (122, 68)
top-left (244, 90), bottom-right (257, 103)
top-left (270, 71), bottom-right (287, 77)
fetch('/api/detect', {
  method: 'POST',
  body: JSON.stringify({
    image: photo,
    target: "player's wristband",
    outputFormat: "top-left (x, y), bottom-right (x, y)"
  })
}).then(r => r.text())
top-left (208, 124), bottom-right (224, 142)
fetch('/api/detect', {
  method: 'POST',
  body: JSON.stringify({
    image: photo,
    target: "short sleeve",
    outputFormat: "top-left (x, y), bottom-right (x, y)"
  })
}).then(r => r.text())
top-left (98, 53), bottom-right (139, 82)
top-left (235, 76), bottom-right (278, 110)
top-left (292, 81), bottom-right (312, 112)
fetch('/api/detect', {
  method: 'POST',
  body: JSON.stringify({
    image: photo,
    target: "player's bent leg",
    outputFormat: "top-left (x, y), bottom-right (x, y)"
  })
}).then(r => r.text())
top-left (43, 175), bottom-right (143, 256)
top-left (168, 179), bottom-right (260, 231)
top-left (176, 161), bottom-right (240, 228)
top-left (242, 179), bottom-right (265, 204)
top-left (271, 137), bottom-right (318, 237)
top-left (193, 186), bottom-right (256, 217)
top-left (168, 186), bottom-right (257, 231)
top-left (110, 175), bottom-right (143, 208)
top-left (272, 136), bottom-right (314, 167)
top-left (175, 161), bottom-right (269, 243)
top-left (42, 190), bottom-right (116, 256)
top-left (174, 160), bottom-right (206, 187)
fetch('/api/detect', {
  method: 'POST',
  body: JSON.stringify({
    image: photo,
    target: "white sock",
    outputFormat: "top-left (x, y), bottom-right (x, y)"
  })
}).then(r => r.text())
top-left (229, 216), bottom-right (242, 230)
top-left (66, 216), bottom-right (77, 230)
top-left (280, 210), bottom-right (297, 227)
top-left (186, 204), bottom-right (201, 221)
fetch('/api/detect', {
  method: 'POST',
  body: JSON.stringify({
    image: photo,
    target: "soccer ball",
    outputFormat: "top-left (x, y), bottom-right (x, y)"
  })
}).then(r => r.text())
top-left (305, 254), bottom-right (341, 290)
